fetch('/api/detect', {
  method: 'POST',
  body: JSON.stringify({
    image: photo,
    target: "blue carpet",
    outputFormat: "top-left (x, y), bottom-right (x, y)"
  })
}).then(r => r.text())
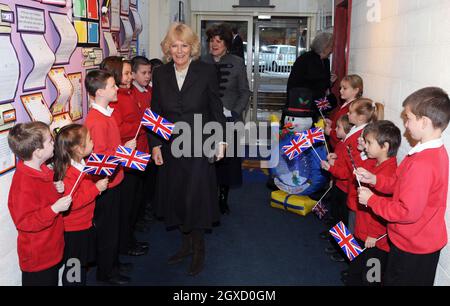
top-left (87, 169), bottom-right (346, 286)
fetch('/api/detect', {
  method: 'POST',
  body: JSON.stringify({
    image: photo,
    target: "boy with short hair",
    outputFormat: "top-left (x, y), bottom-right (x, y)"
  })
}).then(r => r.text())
top-left (84, 70), bottom-right (129, 285)
top-left (8, 121), bottom-right (72, 286)
top-left (357, 87), bottom-right (450, 286)
top-left (131, 56), bottom-right (152, 110)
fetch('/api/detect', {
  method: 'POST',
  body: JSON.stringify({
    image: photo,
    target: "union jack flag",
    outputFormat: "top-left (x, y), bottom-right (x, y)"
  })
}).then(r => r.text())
top-left (115, 145), bottom-right (150, 171)
top-left (315, 97), bottom-right (331, 111)
top-left (312, 201), bottom-right (328, 219)
top-left (303, 127), bottom-right (325, 145)
top-left (329, 221), bottom-right (364, 261)
top-left (282, 133), bottom-right (311, 160)
top-left (83, 153), bottom-right (120, 176)
top-left (141, 108), bottom-right (174, 140)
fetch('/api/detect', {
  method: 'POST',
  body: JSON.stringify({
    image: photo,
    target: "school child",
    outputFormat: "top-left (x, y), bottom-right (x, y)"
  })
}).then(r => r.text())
top-left (84, 69), bottom-right (134, 285)
top-left (346, 120), bottom-right (401, 286)
top-left (357, 87), bottom-right (450, 286)
top-left (322, 98), bottom-right (383, 261)
top-left (100, 56), bottom-right (148, 257)
top-left (53, 124), bottom-right (109, 286)
top-left (325, 75), bottom-right (363, 149)
top-left (7, 121), bottom-right (72, 286)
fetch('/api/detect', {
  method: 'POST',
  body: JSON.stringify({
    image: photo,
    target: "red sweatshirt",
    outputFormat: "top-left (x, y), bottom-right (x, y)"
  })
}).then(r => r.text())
top-left (355, 157), bottom-right (397, 252)
top-left (368, 144), bottom-right (449, 254)
top-left (85, 106), bottom-right (124, 188)
top-left (330, 141), bottom-right (349, 192)
top-left (130, 83), bottom-right (152, 110)
top-left (8, 161), bottom-right (64, 272)
top-left (328, 102), bottom-right (352, 149)
top-left (111, 88), bottom-right (149, 153)
top-left (62, 165), bottom-right (100, 232)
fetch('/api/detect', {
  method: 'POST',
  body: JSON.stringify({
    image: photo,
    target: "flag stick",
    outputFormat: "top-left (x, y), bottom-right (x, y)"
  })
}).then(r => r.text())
top-left (311, 146), bottom-right (323, 162)
top-left (312, 183), bottom-right (333, 210)
top-left (69, 171), bottom-right (84, 197)
top-left (134, 123), bottom-right (142, 140)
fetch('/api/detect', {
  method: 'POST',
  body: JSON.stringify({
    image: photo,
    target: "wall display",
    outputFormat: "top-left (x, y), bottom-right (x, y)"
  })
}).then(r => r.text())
top-left (48, 67), bottom-right (74, 115)
top-left (74, 19), bottom-right (87, 43)
top-left (21, 34), bottom-right (55, 91)
top-left (49, 12), bottom-right (77, 64)
top-left (0, 129), bottom-right (15, 175)
top-left (119, 15), bottom-right (132, 51)
top-left (67, 72), bottom-right (83, 121)
top-left (110, 0), bottom-right (120, 31)
top-left (129, 40), bottom-right (137, 58)
top-left (16, 5), bottom-right (45, 33)
top-left (50, 112), bottom-right (73, 133)
top-left (0, 34), bottom-right (20, 103)
top-left (103, 31), bottom-right (118, 56)
top-left (130, 0), bottom-right (136, 6)
top-left (42, 0), bottom-right (67, 5)
top-left (120, 0), bottom-right (129, 15)
top-left (0, 3), bottom-right (14, 34)
top-left (21, 92), bottom-right (53, 125)
top-left (81, 47), bottom-right (103, 66)
top-left (87, 21), bottom-right (99, 44)
top-left (129, 7), bottom-right (142, 40)
top-left (84, 67), bottom-right (96, 112)
top-left (73, 0), bottom-right (86, 18)
top-left (86, 0), bottom-right (99, 20)
top-left (101, 7), bottom-right (110, 28)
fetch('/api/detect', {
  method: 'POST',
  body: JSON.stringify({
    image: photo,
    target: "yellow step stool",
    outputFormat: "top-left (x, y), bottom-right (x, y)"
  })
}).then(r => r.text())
top-left (270, 190), bottom-right (317, 216)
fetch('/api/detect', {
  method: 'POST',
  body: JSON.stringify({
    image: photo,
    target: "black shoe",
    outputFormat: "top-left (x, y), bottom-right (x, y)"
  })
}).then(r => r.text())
top-left (341, 270), bottom-right (349, 278)
top-left (325, 246), bottom-right (337, 254)
top-left (135, 241), bottom-right (149, 250)
top-left (330, 253), bottom-right (345, 262)
top-left (319, 231), bottom-right (330, 240)
top-left (119, 262), bottom-right (134, 274)
top-left (127, 245), bottom-right (148, 256)
top-left (98, 275), bottom-right (130, 285)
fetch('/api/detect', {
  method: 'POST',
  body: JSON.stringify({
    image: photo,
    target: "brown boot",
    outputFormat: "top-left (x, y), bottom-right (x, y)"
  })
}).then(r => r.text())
top-left (188, 230), bottom-right (205, 276)
top-left (168, 232), bottom-right (193, 265)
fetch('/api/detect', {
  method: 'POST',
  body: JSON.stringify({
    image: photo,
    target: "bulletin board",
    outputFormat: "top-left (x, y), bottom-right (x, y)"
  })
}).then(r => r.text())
top-left (0, 0), bottom-right (143, 174)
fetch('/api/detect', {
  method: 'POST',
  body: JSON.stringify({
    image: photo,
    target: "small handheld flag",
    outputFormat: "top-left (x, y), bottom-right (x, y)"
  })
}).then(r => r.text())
top-left (315, 97), bottom-right (331, 111)
top-left (115, 146), bottom-right (150, 171)
top-left (329, 221), bottom-right (364, 261)
top-left (141, 108), bottom-right (174, 141)
top-left (303, 127), bottom-right (326, 145)
top-left (83, 153), bottom-right (120, 176)
top-left (312, 201), bottom-right (328, 219)
top-left (282, 133), bottom-right (311, 160)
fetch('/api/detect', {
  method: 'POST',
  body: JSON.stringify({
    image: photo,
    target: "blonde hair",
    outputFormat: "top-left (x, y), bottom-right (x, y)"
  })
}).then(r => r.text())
top-left (350, 98), bottom-right (384, 123)
top-left (341, 74), bottom-right (364, 98)
top-left (160, 23), bottom-right (200, 62)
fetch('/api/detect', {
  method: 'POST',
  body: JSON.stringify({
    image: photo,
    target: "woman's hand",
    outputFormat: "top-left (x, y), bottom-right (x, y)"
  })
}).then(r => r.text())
top-left (152, 146), bottom-right (164, 166)
top-left (215, 143), bottom-right (228, 162)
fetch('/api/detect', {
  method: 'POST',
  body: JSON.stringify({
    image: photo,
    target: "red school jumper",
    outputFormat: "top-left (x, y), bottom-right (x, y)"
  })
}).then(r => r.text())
top-left (8, 161), bottom-right (64, 272)
top-left (111, 88), bottom-right (149, 153)
top-left (328, 102), bottom-right (352, 149)
top-left (62, 165), bottom-right (100, 232)
top-left (130, 82), bottom-right (152, 110)
top-left (367, 144), bottom-right (449, 254)
top-left (85, 106), bottom-right (124, 188)
top-left (355, 157), bottom-right (397, 252)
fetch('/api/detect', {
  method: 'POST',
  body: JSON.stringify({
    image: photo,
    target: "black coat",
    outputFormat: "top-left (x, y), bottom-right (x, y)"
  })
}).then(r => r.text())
top-left (150, 60), bottom-right (226, 230)
top-left (230, 34), bottom-right (245, 59)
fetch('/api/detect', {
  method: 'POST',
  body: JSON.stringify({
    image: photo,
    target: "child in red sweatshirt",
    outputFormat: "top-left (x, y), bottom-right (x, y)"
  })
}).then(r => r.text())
top-left (346, 120), bottom-right (401, 286)
top-left (7, 121), bottom-right (72, 286)
top-left (100, 56), bottom-right (149, 258)
top-left (53, 124), bottom-right (109, 286)
top-left (85, 69), bottom-right (134, 285)
top-left (357, 87), bottom-right (450, 286)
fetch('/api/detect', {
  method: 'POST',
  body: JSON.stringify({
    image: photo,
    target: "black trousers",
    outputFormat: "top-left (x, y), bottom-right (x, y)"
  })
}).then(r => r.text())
top-left (94, 185), bottom-right (121, 280)
top-left (346, 238), bottom-right (388, 286)
top-left (62, 227), bottom-right (96, 286)
top-left (119, 171), bottom-right (145, 254)
top-left (384, 243), bottom-right (441, 286)
top-left (22, 263), bottom-right (60, 286)
top-left (327, 184), bottom-right (349, 226)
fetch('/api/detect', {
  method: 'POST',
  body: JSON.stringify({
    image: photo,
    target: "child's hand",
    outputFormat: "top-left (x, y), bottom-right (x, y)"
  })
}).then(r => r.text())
top-left (365, 236), bottom-right (377, 249)
top-left (54, 181), bottom-right (65, 193)
top-left (51, 195), bottom-right (72, 213)
top-left (357, 186), bottom-right (373, 206)
top-left (96, 178), bottom-right (109, 193)
top-left (124, 139), bottom-right (137, 150)
top-left (355, 168), bottom-right (377, 185)
top-left (324, 119), bottom-right (332, 136)
top-left (327, 153), bottom-right (337, 161)
top-left (321, 160), bottom-right (331, 171)
top-left (152, 146), bottom-right (164, 166)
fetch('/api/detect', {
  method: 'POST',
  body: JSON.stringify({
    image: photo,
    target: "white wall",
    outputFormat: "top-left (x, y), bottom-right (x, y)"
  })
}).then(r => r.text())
top-left (348, 0), bottom-right (450, 285)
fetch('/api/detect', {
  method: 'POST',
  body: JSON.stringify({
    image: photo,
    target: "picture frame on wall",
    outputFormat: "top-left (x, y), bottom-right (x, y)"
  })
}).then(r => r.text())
top-left (0, 128), bottom-right (16, 175)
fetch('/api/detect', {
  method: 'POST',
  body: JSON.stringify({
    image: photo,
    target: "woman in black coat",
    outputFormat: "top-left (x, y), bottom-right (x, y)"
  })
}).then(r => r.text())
top-left (203, 24), bottom-right (251, 214)
top-left (150, 23), bottom-right (227, 276)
